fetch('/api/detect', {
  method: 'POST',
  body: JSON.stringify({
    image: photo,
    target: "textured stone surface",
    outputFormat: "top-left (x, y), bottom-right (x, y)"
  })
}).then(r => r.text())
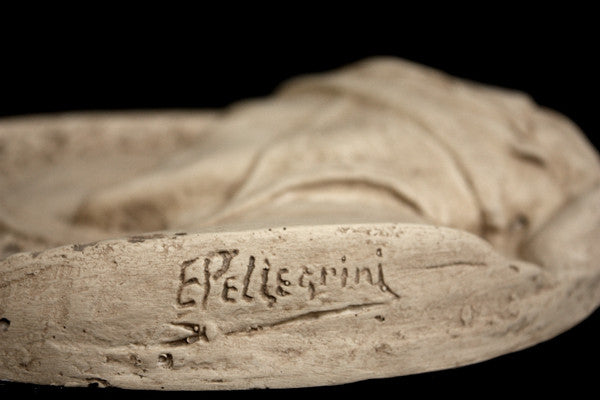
top-left (0, 57), bottom-right (599, 389)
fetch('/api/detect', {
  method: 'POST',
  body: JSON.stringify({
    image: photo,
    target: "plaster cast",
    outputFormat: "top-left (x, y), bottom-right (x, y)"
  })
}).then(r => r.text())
top-left (0, 58), bottom-right (599, 389)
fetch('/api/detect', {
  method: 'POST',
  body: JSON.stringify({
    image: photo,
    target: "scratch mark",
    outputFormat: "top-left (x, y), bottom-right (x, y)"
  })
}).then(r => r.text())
top-left (423, 261), bottom-right (487, 269)
top-left (72, 241), bottom-right (97, 252)
top-left (225, 301), bottom-right (386, 336)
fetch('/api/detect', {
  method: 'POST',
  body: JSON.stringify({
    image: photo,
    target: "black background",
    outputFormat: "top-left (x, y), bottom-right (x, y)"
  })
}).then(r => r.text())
top-left (1, 20), bottom-right (598, 398)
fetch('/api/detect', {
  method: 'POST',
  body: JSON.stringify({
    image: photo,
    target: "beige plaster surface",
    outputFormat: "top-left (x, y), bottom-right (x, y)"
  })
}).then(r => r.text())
top-left (1, 58), bottom-right (599, 389)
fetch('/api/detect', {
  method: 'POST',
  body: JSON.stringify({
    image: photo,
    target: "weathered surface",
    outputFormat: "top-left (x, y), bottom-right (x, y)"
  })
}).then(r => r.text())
top-left (0, 57), bottom-right (599, 389)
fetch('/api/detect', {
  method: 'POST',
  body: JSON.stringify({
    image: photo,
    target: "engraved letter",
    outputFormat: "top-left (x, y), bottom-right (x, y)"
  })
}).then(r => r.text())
top-left (355, 267), bottom-right (373, 285)
top-left (341, 267), bottom-right (348, 287)
top-left (242, 256), bottom-right (256, 301)
top-left (276, 268), bottom-right (291, 296)
top-left (376, 263), bottom-right (400, 298)
top-left (202, 258), bottom-right (211, 309)
top-left (299, 266), bottom-right (316, 300)
top-left (261, 258), bottom-right (277, 306)
top-left (299, 266), bottom-right (313, 287)
top-left (212, 249), bottom-right (240, 280)
top-left (177, 258), bottom-right (200, 307)
top-left (320, 267), bottom-right (337, 285)
top-left (221, 276), bottom-right (238, 303)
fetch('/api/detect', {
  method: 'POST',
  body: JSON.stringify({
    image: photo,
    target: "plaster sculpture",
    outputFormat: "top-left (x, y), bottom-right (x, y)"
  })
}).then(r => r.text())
top-left (0, 57), bottom-right (599, 390)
